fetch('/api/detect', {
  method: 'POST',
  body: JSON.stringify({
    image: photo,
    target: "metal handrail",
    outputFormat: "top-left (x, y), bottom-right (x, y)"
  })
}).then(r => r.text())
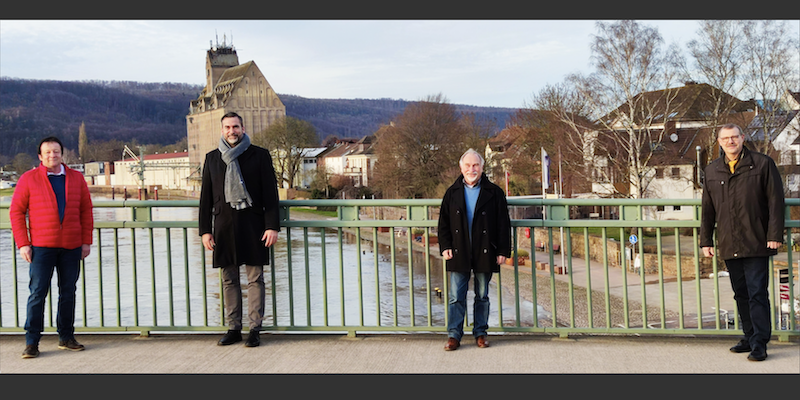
top-left (0, 198), bottom-right (796, 340)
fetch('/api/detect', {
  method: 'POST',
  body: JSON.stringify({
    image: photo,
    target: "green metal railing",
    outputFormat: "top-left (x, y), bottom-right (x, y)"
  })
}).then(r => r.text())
top-left (1, 198), bottom-right (797, 340)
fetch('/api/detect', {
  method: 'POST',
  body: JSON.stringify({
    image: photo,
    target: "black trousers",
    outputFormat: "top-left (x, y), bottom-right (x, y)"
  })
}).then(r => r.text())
top-left (725, 257), bottom-right (772, 350)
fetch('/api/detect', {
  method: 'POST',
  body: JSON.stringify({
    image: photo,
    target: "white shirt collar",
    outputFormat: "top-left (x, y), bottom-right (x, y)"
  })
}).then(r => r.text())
top-left (46, 164), bottom-right (65, 176)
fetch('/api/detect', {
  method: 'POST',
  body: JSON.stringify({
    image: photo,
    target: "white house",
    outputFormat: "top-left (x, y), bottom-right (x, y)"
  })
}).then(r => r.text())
top-left (318, 136), bottom-right (377, 188)
top-left (587, 82), bottom-right (755, 221)
top-left (296, 147), bottom-right (328, 188)
top-left (341, 135), bottom-right (376, 187)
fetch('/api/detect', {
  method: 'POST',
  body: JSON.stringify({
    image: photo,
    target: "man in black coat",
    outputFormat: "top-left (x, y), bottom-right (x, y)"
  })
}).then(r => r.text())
top-left (199, 112), bottom-right (281, 347)
top-left (700, 123), bottom-right (785, 362)
top-left (437, 149), bottom-right (511, 351)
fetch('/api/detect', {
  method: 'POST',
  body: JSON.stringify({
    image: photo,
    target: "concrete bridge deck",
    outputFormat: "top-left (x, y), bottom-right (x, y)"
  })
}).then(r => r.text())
top-left (1, 332), bottom-right (797, 374)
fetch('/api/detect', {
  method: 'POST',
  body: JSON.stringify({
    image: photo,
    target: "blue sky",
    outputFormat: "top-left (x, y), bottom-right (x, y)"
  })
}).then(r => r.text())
top-left (1, 20), bottom-right (797, 109)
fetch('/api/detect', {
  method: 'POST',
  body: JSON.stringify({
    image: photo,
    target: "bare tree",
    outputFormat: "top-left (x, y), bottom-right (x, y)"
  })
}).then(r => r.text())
top-left (740, 20), bottom-right (800, 156)
top-left (523, 81), bottom-right (600, 196)
top-left (252, 116), bottom-right (318, 189)
top-left (372, 94), bottom-right (466, 199)
top-left (61, 148), bottom-right (79, 165)
top-left (570, 20), bottom-right (685, 198)
top-left (12, 153), bottom-right (36, 173)
top-left (687, 20), bottom-right (751, 163)
top-left (89, 138), bottom-right (126, 162)
top-left (460, 112), bottom-right (497, 159)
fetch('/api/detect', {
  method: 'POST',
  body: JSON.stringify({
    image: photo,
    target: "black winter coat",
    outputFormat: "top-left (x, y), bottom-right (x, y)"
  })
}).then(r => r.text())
top-left (437, 174), bottom-right (512, 274)
top-left (198, 145), bottom-right (281, 268)
top-left (700, 147), bottom-right (784, 261)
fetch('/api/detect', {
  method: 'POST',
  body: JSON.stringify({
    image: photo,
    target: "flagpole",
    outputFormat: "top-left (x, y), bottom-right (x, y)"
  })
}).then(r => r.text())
top-left (559, 146), bottom-right (565, 270)
top-left (541, 148), bottom-right (549, 220)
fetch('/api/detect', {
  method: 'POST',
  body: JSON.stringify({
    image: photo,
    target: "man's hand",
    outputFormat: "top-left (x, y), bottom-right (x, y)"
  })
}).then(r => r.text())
top-left (701, 246), bottom-right (714, 258)
top-left (767, 241), bottom-right (781, 250)
top-left (442, 249), bottom-right (453, 260)
top-left (202, 233), bottom-right (215, 251)
top-left (262, 229), bottom-right (279, 247)
top-left (497, 255), bottom-right (506, 265)
top-left (81, 244), bottom-right (91, 260)
top-left (20, 245), bottom-right (32, 263)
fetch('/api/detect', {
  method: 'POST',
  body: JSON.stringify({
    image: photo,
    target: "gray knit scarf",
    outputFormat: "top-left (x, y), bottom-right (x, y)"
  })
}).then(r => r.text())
top-left (218, 133), bottom-right (253, 210)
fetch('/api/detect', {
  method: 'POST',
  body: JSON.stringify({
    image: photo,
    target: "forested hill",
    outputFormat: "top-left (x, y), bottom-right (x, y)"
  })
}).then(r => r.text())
top-left (0, 78), bottom-right (518, 159)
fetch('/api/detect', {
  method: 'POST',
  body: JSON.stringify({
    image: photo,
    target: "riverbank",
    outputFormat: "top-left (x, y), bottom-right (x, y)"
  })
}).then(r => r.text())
top-left (288, 209), bottom-right (676, 329)
top-left (88, 185), bottom-right (197, 200)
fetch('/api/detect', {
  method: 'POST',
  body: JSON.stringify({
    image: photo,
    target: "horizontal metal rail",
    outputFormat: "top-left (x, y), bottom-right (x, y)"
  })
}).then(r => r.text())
top-left (0, 198), bottom-right (797, 341)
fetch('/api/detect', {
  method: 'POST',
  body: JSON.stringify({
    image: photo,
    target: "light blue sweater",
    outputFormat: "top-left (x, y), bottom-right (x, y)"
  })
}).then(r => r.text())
top-left (464, 182), bottom-right (480, 242)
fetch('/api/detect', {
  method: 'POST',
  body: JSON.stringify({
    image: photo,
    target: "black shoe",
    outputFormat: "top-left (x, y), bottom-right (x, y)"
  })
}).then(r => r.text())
top-left (747, 348), bottom-right (768, 362)
top-left (58, 338), bottom-right (85, 351)
top-left (729, 339), bottom-right (751, 353)
top-left (245, 330), bottom-right (260, 347)
top-left (218, 330), bottom-right (242, 346)
top-left (22, 344), bottom-right (39, 359)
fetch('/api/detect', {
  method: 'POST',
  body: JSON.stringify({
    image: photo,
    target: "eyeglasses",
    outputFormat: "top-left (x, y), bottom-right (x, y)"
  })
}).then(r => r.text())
top-left (718, 136), bottom-right (741, 142)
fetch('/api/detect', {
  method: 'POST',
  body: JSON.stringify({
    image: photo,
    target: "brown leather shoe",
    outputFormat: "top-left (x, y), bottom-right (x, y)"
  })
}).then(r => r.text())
top-left (444, 337), bottom-right (460, 351)
top-left (476, 335), bottom-right (490, 348)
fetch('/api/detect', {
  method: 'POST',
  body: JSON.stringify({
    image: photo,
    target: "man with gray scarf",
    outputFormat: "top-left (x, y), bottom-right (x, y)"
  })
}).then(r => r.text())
top-left (200, 112), bottom-right (281, 347)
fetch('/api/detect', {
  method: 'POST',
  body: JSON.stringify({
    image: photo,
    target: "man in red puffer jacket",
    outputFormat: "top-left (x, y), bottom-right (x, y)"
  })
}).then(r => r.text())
top-left (10, 136), bottom-right (93, 359)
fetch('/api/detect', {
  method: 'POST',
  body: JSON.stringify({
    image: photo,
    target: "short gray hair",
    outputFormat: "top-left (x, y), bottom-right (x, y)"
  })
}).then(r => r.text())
top-left (718, 123), bottom-right (744, 137)
top-left (459, 148), bottom-right (484, 168)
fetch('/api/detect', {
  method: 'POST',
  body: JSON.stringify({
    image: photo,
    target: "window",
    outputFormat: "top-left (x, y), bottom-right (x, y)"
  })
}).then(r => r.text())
top-left (650, 142), bottom-right (665, 151)
top-left (671, 168), bottom-right (681, 179)
top-left (673, 205), bottom-right (681, 211)
top-left (657, 206), bottom-right (665, 212)
top-left (655, 168), bottom-right (664, 179)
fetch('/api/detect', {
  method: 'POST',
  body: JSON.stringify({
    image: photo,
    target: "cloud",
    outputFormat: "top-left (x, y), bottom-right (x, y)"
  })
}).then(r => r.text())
top-left (2, 19), bottom-right (796, 108)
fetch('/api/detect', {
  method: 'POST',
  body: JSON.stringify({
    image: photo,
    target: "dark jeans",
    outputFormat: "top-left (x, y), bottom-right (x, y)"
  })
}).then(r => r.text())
top-left (725, 257), bottom-right (772, 350)
top-left (25, 246), bottom-right (82, 345)
top-left (447, 271), bottom-right (492, 341)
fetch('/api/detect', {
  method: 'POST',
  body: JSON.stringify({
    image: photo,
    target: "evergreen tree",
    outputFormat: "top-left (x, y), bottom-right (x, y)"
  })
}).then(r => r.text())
top-left (78, 121), bottom-right (88, 162)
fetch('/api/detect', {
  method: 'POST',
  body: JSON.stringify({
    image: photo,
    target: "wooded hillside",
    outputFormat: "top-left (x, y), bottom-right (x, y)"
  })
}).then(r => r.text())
top-left (0, 78), bottom-right (517, 160)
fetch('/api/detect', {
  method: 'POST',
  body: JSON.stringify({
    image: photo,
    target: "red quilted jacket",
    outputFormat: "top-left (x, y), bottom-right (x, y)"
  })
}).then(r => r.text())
top-left (10, 163), bottom-right (94, 249)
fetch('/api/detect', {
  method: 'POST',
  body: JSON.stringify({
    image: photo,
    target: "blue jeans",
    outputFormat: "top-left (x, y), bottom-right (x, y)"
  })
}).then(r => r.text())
top-left (25, 246), bottom-right (82, 345)
top-left (725, 257), bottom-right (771, 350)
top-left (447, 271), bottom-right (492, 341)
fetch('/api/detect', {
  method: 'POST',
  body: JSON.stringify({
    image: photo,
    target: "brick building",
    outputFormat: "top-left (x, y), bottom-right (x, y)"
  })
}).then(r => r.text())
top-left (186, 38), bottom-right (286, 178)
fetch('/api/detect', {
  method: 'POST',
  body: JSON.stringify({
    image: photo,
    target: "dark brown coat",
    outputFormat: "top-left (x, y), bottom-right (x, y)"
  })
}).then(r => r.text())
top-left (198, 145), bottom-right (280, 268)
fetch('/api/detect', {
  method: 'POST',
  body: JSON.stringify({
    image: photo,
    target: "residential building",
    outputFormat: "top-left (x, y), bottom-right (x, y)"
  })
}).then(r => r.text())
top-left (746, 90), bottom-right (800, 197)
top-left (342, 135), bottom-right (377, 187)
top-left (296, 147), bottom-right (328, 189)
top-left (270, 147), bottom-right (328, 189)
top-left (485, 125), bottom-right (524, 183)
top-left (317, 136), bottom-right (377, 188)
top-left (586, 82), bottom-right (756, 220)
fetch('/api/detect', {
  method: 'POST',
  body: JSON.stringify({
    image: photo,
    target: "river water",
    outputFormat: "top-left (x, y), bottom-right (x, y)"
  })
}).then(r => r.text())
top-left (1, 194), bottom-right (548, 331)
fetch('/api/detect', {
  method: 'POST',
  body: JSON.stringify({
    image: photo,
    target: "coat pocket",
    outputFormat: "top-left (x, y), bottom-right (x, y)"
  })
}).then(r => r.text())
top-left (212, 195), bottom-right (222, 215)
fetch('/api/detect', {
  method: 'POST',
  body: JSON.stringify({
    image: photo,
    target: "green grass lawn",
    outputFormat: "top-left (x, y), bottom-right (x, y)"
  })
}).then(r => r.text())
top-left (291, 207), bottom-right (337, 218)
